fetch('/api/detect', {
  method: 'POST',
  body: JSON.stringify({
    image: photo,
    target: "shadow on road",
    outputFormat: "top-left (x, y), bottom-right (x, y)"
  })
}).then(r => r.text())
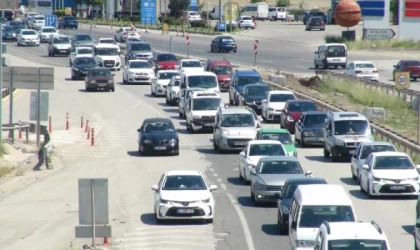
top-left (162, 108), bottom-right (178, 113)
top-left (227, 177), bottom-right (245, 186)
top-left (349, 189), bottom-right (417, 201)
top-left (402, 225), bottom-right (414, 235)
top-left (340, 177), bottom-right (358, 186)
top-left (140, 213), bottom-right (210, 226)
top-left (196, 147), bottom-right (219, 155)
top-left (261, 224), bottom-right (280, 236)
top-left (127, 150), bottom-right (141, 157)
top-left (304, 155), bottom-right (330, 163)
top-left (237, 196), bottom-right (255, 207)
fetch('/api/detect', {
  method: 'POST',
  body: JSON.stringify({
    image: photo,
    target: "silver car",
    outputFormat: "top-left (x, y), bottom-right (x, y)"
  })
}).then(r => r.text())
top-left (178, 88), bottom-right (207, 118)
top-left (350, 142), bottom-right (396, 181)
top-left (250, 156), bottom-right (312, 205)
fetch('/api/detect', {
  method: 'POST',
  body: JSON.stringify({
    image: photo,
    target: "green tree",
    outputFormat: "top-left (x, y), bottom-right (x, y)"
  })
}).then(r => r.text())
top-left (168, 0), bottom-right (190, 17)
top-left (276, 0), bottom-right (289, 7)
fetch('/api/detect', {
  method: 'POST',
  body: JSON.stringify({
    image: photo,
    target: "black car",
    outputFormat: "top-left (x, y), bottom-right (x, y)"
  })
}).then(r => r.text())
top-left (8, 21), bottom-right (25, 34)
top-left (71, 57), bottom-right (97, 80)
top-left (305, 16), bottom-right (325, 31)
top-left (303, 10), bottom-right (327, 25)
top-left (137, 118), bottom-right (179, 156)
top-left (277, 177), bottom-right (327, 234)
top-left (295, 111), bottom-right (328, 147)
top-left (238, 84), bottom-right (270, 115)
top-left (2, 26), bottom-right (16, 41)
top-left (210, 36), bottom-right (237, 53)
top-left (58, 16), bottom-right (78, 29)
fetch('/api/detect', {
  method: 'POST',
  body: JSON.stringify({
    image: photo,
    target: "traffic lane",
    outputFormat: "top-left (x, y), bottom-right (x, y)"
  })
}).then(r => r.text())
top-left (298, 147), bottom-right (414, 250)
top-left (5, 42), bottom-right (69, 67)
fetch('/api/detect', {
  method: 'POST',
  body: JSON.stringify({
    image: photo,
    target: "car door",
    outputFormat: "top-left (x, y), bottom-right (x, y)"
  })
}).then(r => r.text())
top-left (360, 155), bottom-right (373, 190)
top-left (351, 145), bottom-right (362, 176)
top-left (154, 174), bottom-right (165, 209)
top-left (239, 145), bottom-right (249, 176)
top-left (295, 114), bottom-right (304, 141)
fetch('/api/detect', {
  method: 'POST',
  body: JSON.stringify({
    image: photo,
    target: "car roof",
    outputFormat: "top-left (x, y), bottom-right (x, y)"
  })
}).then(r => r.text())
top-left (269, 90), bottom-right (294, 95)
top-left (51, 34), bottom-right (68, 38)
top-left (295, 184), bottom-right (353, 205)
top-left (219, 107), bottom-right (253, 115)
top-left (217, 35), bottom-right (234, 39)
top-left (208, 60), bottom-right (232, 66)
top-left (129, 40), bottom-right (149, 44)
top-left (248, 140), bottom-right (282, 145)
top-left (259, 127), bottom-right (290, 134)
top-left (21, 29), bottom-right (35, 32)
top-left (329, 111), bottom-right (367, 121)
top-left (287, 99), bottom-right (314, 104)
top-left (303, 111), bottom-right (328, 115)
top-left (76, 46), bottom-right (93, 50)
top-left (370, 152), bottom-right (408, 157)
top-left (235, 69), bottom-right (260, 76)
top-left (285, 177), bottom-right (327, 185)
top-left (143, 117), bottom-right (173, 123)
top-left (166, 170), bottom-right (201, 176)
top-left (99, 37), bottom-right (114, 40)
top-left (321, 222), bottom-right (387, 241)
top-left (359, 141), bottom-right (394, 147)
top-left (259, 156), bottom-right (298, 162)
top-left (244, 83), bottom-right (268, 89)
top-left (75, 54), bottom-right (94, 58)
top-left (320, 43), bottom-right (346, 47)
top-left (95, 44), bottom-right (118, 48)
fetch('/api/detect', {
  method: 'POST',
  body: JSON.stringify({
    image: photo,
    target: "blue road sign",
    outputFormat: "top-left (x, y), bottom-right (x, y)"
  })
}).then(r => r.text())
top-left (45, 15), bottom-right (57, 27)
top-left (140, 0), bottom-right (157, 24)
top-left (217, 22), bottom-right (226, 31)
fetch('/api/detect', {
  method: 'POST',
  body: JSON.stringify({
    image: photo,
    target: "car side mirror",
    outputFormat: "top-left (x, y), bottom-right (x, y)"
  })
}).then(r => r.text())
top-left (239, 151), bottom-right (245, 157)
top-left (151, 184), bottom-right (158, 191)
top-left (137, 128), bottom-right (141, 132)
top-left (362, 164), bottom-right (369, 170)
top-left (112, 74), bottom-right (115, 76)
top-left (209, 185), bottom-right (218, 191)
top-left (261, 99), bottom-right (267, 103)
top-left (291, 221), bottom-right (297, 230)
top-left (305, 170), bottom-right (312, 176)
top-left (352, 153), bottom-right (357, 158)
top-left (250, 169), bottom-right (256, 175)
top-left (176, 128), bottom-right (181, 132)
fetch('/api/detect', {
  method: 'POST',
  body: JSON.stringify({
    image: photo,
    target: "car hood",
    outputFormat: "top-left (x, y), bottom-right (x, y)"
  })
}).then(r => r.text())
top-left (287, 111), bottom-right (303, 120)
top-left (157, 79), bottom-right (171, 85)
top-left (371, 169), bottom-right (419, 180)
top-left (268, 102), bottom-right (286, 110)
top-left (22, 34), bottom-right (38, 39)
top-left (301, 124), bottom-right (324, 131)
top-left (88, 76), bottom-right (113, 81)
top-left (128, 68), bottom-right (154, 74)
top-left (158, 61), bottom-right (177, 66)
top-left (75, 41), bottom-right (94, 46)
top-left (160, 190), bottom-right (210, 202)
top-left (191, 110), bottom-right (218, 117)
top-left (74, 64), bottom-right (97, 70)
top-left (217, 75), bottom-right (231, 82)
top-left (224, 127), bottom-right (257, 136)
top-left (96, 55), bottom-right (120, 61)
top-left (142, 132), bottom-right (177, 141)
top-left (181, 67), bottom-right (204, 73)
top-left (296, 228), bottom-right (320, 241)
top-left (245, 95), bottom-right (266, 102)
top-left (259, 174), bottom-right (306, 186)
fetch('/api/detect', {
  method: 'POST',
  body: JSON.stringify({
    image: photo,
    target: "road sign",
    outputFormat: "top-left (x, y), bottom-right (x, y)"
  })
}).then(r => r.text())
top-left (394, 72), bottom-right (411, 89)
top-left (363, 28), bottom-right (396, 40)
top-left (1, 67), bottom-right (54, 89)
top-left (78, 178), bottom-right (109, 225)
top-left (29, 92), bottom-right (49, 121)
top-left (254, 40), bottom-right (258, 54)
top-left (217, 22), bottom-right (226, 31)
top-left (45, 15), bottom-right (57, 27)
top-left (186, 33), bottom-right (190, 45)
top-left (162, 23), bottom-right (169, 32)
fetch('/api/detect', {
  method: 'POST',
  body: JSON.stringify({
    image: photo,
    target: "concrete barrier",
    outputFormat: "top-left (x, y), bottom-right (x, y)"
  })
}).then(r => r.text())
top-left (268, 74), bottom-right (286, 85)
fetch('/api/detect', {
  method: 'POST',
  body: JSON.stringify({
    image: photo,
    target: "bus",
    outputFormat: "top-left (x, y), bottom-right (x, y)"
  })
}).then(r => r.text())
top-left (28, 0), bottom-right (52, 15)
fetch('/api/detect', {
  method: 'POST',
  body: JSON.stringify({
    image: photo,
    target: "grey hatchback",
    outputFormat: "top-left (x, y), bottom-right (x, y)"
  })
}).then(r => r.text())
top-left (306, 16), bottom-right (325, 31)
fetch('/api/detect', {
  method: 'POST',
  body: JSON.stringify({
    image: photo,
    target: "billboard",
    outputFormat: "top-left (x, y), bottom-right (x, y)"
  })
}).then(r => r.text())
top-left (357, 0), bottom-right (390, 29)
top-left (399, 0), bottom-right (420, 40)
top-left (141, 0), bottom-right (157, 24)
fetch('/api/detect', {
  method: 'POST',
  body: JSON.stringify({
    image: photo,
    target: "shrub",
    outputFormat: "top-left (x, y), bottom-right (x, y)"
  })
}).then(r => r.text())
top-left (190, 20), bottom-right (209, 27)
top-left (325, 35), bottom-right (343, 43)
top-left (288, 8), bottom-right (305, 16)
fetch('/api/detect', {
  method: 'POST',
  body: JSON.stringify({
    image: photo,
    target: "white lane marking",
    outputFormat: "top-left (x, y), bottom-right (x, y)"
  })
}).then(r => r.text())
top-left (209, 168), bottom-right (215, 172)
top-left (217, 178), bottom-right (222, 182)
top-left (213, 173), bottom-right (218, 177)
top-left (219, 182), bottom-right (256, 250)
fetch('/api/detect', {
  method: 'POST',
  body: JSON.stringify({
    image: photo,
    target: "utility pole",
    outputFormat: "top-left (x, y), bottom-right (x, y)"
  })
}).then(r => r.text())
top-left (0, 4), bottom-right (4, 144)
top-left (130, 0), bottom-right (133, 17)
top-left (218, 0), bottom-right (222, 23)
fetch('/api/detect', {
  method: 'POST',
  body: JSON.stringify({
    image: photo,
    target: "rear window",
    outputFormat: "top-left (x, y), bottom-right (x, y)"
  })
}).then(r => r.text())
top-left (355, 63), bottom-right (375, 69)
top-left (241, 17), bottom-right (253, 20)
top-left (327, 45), bottom-right (346, 57)
top-left (157, 54), bottom-right (177, 61)
top-left (64, 16), bottom-right (77, 21)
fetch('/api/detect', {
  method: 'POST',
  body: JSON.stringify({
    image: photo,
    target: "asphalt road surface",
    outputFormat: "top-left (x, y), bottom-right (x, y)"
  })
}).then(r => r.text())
top-left (0, 26), bottom-right (416, 250)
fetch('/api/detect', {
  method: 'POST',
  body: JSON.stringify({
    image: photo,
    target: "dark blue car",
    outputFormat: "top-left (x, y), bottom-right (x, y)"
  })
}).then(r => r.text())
top-left (238, 83), bottom-right (271, 114)
top-left (2, 26), bottom-right (16, 41)
top-left (210, 35), bottom-right (237, 53)
top-left (229, 69), bottom-right (264, 105)
top-left (58, 16), bottom-right (78, 29)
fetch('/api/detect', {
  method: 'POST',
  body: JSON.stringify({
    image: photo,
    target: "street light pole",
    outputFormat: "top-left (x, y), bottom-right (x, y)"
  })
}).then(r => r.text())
top-left (130, 0), bottom-right (133, 17)
top-left (0, 4), bottom-right (4, 144)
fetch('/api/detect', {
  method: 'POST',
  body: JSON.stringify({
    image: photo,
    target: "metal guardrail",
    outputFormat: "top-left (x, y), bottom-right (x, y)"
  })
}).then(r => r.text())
top-left (316, 69), bottom-right (420, 103)
top-left (1, 122), bottom-right (30, 143)
top-left (265, 79), bottom-right (420, 157)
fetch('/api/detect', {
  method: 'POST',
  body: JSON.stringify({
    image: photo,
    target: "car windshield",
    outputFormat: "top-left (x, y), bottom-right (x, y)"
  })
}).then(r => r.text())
top-left (304, 114), bottom-right (327, 125)
top-left (182, 61), bottom-right (202, 67)
top-left (9, 22), bottom-right (24, 28)
top-left (328, 239), bottom-right (388, 250)
top-left (355, 63), bottom-right (375, 69)
top-left (189, 12), bottom-right (200, 16)
top-left (259, 133), bottom-right (293, 145)
top-left (210, 66), bottom-right (232, 75)
top-left (89, 69), bottom-right (112, 77)
top-left (143, 121), bottom-right (175, 132)
top-left (245, 86), bottom-right (268, 97)
top-left (22, 30), bottom-right (36, 35)
top-left (42, 28), bottom-right (56, 33)
top-left (221, 114), bottom-right (255, 127)
top-left (270, 94), bottom-right (296, 102)
top-left (360, 145), bottom-right (396, 159)
top-left (159, 72), bottom-right (180, 80)
top-left (130, 61), bottom-right (150, 68)
top-left (64, 16), bottom-right (77, 21)
top-left (288, 102), bottom-right (317, 112)
top-left (373, 156), bottom-right (414, 170)
top-left (3, 26), bottom-right (15, 32)
top-left (157, 54), bottom-right (177, 61)
top-left (53, 37), bottom-right (70, 44)
top-left (131, 43), bottom-right (152, 51)
top-left (96, 48), bottom-right (118, 56)
top-left (327, 45), bottom-right (346, 57)
top-left (76, 35), bottom-right (93, 41)
top-left (334, 120), bottom-right (368, 136)
top-left (237, 76), bottom-right (262, 86)
top-left (74, 57), bottom-right (96, 65)
top-left (193, 98), bottom-right (220, 110)
top-left (34, 16), bottom-right (44, 20)
top-left (162, 175), bottom-right (206, 190)
top-left (100, 39), bottom-right (116, 44)
top-left (249, 144), bottom-right (285, 156)
top-left (259, 160), bottom-right (303, 174)
top-left (310, 17), bottom-right (323, 22)
top-left (188, 76), bottom-right (217, 88)
top-left (299, 205), bottom-right (355, 228)
top-left (78, 48), bottom-right (93, 54)
top-left (242, 16), bottom-right (253, 20)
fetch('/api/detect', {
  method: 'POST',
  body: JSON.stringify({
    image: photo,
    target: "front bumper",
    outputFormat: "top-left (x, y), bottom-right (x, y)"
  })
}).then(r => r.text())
top-left (254, 189), bottom-right (282, 202)
top-left (155, 84), bottom-right (168, 96)
top-left (218, 136), bottom-right (254, 151)
top-left (53, 47), bottom-right (71, 55)
top-left (370, 181), bottom-right (420, 196)
top-left (140, 142), bottom-right (179, 154)
top-left (301, 132), bottom-right (324, 145)
top-left (332, 145), bottom-right (357, 156)
top-left (266, 110), bottom-right (282, 121)
top-left (88, 83), bottom-right (114, 90)
top-left (244, 103), bottom-right (262, 115)
top-left (308, 24), bottom-right (325, 29)
top-left (72, 69), bottom-right (89, 78)
top-left (20, 39), bottom-right (40, 46)
top-left (326, 60), bottom-right (346, 67)
top-left (191, 119), bottom-right (215, 132)
top-left (156, 202), bottom-right (213, 220)
top-left (127, 74), bottom-right (152, 84)
top-left (97, 61), bottom-right (121, 70)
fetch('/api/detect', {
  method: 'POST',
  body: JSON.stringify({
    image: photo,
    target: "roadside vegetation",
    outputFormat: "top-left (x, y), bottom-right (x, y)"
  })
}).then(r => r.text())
top-left (0, 144), bottom-right (13, 178)
top-left (324, 35), bottom-right (420, 50)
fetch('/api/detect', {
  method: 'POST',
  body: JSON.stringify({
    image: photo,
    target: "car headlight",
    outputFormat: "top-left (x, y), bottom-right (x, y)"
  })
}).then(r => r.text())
top-left (160, 198), bottom-right (169, 204)
top-left (286, 115), bottom-right (294, 122)
top-left (372, 176), bottom-right (382, 182)
top-left (256, 182), bottom-right (267, 190)
top-left (335, 139), bottom-right (345, 146)
top-left (192, 115), bottom-right (201, 120)
top-left (409, 177), bottom-right (420, 181)
top-left (221, 129), bottom-right (229, 135)
top-left (282, 206), bottom-right (290, 214)
top-left (303, 131), bottom-right (314, 136)
top-left (296, 240), bottom-right (314, 247)
top-left (91, 80), bottom-right (96, 83)
top-left (169, 138), bottom-right (177, 145)
top-left (201, 198), bottom-right (210, 203)
top-left (142, 139), bottom-right (152, 144)
top-left (73, 67), bottom-right (79, 71)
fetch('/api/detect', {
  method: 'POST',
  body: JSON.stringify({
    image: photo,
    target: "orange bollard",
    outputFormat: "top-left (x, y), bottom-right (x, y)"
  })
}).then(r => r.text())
top-left (86, 126), bottom-right (90, 139)
top-left (103, 237), bottom-right (110, 245)
top-left (85, 120), bottom-right (89, 132)
top-left (66, 113), bottom-right (69, 130)
top-left (91, 128), bottom-right (95, 146)
top-left (18, 120), bottom-right (22, 139)
top-left (81, 116), bottom-right (84, 129)
top-left (48, 116), bottom-right (52, 133)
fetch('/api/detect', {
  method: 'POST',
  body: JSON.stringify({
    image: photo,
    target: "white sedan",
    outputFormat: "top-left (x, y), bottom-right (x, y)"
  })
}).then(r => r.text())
top-left (344, 61), bottom-right (379, 81)
top-left (177, 59), bottom-right (204, 74)
top-left (38, 26), bottom-right (59, 42)
top-left (166, 75), bottom-right (181, 105)
top-left (151, 70), bottom-right (181, 97)
top-left (151, 170), bottom-right (217, 223)
top-left (261, 90), bottom-right (296, 122)
top-left (17, 29), bottom-right (40, 46)
top-left (239, 140), bottom-right (287, 184)
top-left (114, 27), bottom-right (141, 42)
top-left (359, 152), bottom-right (420, 197)
top-left (122, 59), bottom-right (154, 84)
top-left (94, 38), bottom-right (121, 53)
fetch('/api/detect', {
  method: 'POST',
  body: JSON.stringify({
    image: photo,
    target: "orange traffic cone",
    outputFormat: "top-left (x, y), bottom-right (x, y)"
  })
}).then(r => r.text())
top-left (103, 237), bottom-right (110, 246)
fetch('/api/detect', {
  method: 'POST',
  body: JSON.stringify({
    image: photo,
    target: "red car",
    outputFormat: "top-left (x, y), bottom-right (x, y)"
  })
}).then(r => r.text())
top-left (203, 59), bottom-right (233, 92)
top-left (393, 60), bottom-right (420, 81)
top-left (280, 100), bottom-right (318, 133)
top-left (152, 53), bottom-right (178, 73)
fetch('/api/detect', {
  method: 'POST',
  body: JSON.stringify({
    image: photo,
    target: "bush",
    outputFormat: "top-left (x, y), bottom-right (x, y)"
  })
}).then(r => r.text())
top-left (214, 23), bottom-right (237, 32)
top-left (160, 16), bottom-right (180, 25)
top-left (190, 20), bottom-right (208, 27)
top-left (53, 9), bottom-right (66, 17)
top-left (325, 35), bottom-right (343, 43)
top-left (288, 8), bottom-right (305, 16)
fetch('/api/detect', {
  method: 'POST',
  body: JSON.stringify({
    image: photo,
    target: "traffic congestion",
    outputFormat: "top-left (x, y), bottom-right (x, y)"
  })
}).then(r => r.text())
top-left (2, 11), bottom-right (419, 250)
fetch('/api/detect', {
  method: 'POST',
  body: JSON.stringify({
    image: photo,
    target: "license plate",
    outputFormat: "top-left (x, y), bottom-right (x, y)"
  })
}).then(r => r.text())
top-left (234, 141), bottom-right (247, 146)
top-left (105, 64), bottom-right (113, 67)
top-left (204, 123), bottom-right (213, 126)
top-left (98, 84), bottom-right (106, 87)
top-left (333, 59), bottom-right (340, 61)
top-left (60, 50), bottom-right (66, 53)
top-left (349, 150), bottom-right (355, 154)
top-left (154, 146), bottom-right (167, 150)
top-left (177, 209), bottom-right (194, 214)
top-left (390, 186), bottom-right (405, 190)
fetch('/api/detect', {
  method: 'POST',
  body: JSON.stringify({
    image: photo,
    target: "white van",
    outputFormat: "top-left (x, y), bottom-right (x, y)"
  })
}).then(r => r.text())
top-left (180, 71), bottom-right (221, 93)
top-left (314, 43), bottom-right (347, 69)
top-left (185, 91), bottom-right (222, 132)
top-left (241, 3), bottom-right (269, 20)
top-left (289, 184), bottom-right (357, 250)
top-left (268, 7), bottom-right (287, 21)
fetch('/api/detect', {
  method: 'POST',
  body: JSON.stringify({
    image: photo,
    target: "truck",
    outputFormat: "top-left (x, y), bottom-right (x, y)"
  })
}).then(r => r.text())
top-left (393, 60), bottom-right (420, 81)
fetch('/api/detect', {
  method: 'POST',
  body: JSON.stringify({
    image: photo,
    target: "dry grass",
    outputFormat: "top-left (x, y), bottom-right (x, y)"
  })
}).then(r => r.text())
top-left (345, 39), bottom-right (420, 50)
top-left (0, 165), bottom-right (14, 178)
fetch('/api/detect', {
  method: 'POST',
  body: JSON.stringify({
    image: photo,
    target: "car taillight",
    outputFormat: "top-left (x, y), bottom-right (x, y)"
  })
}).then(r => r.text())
top-left (355, 70), bottom-right (362, 73)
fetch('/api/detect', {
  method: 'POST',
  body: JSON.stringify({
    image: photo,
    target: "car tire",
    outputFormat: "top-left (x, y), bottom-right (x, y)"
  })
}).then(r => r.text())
top-left (111, 88), bottom-right (115, 92)
top-left (278, 213), bottom-right (288, 235)
top-left (323, 146), bottom-right (330, 158)
top-left (210, 46), bottom-right (213, 52)
top-left (71, 74), bottom-right (76, 80)
top-left (151, 85), bottom-right (155, 96)
top-left (331, 149), bottom-right (339, 162)
top-left (314, 60), bottom-right (318, 68)
top-left (414, 78), bottom-right (418, 81)
top-left (323, 61), bottom-right (328, 69)
top-left (213, 138), bottom-right (218, 151)
top-left (367, 181), bottom-right (373, 198)
top-left (300, 138), bottom-right (306, 148)
top-left (166, 95), bottom-right (170, 104)
top-left (155, 215), bottom-right (163, 224)
top-left (251, 190), bottom-right (255, 201)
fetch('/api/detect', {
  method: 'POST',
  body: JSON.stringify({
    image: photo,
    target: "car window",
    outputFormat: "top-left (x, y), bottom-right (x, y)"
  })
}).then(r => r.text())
top-left (299, 205), bottom-right (355, 228)
top-left (182, 61), bottom-right (202, 67)
top-left (143, 121), bottom-right (175, 132)
top-left (249, 144), bottom-right (285, 156)
top-left (159, 72), bottom-right (180, 79)
top-left (259, 160), bottom-right (303, 174)
top-left (22, 30), bottom-right (36, 35)
top-left (288, 102), bottom-right (317, 112)
top-left (77, 48), bottom-right (93, 54)
top-left (172, 79), bottom-right (180, 86)
top-left (221, 38), bottom-right (235, 43)
top-left (131, 43), bottom-right (152, 51)
top-left (89, 69), bottom-right (112, 77)
top-left (334, 120), bottom-right (368, 136)
top-left (355, 63), bottom-right (375, 69)
top-left (210, 66), bottom-right (232, 75)
top-left (53, 37), bottom-right (70, 44)
top-left (328, 239), bottom-right (388, 250)
top-left (192, 98), bottom-right (221, 110)
top-left (130, 61), bottom-right (151, 68)
top-left (270, 94), bottom-right (296, 102)
top-left (42, 28), bottom-right (56, 33)
top-left (96, 48), bottom-right (118, 56)
top-left (75, 35), bottom-right (93, 41)
top-left (220, 113), bottom-right (255, 127)
top-left (327, 45), bottom-right (346, 57)
top-left (157, 54), bottom-right (177, 61)
top-left (245, 86), bottom-right (269, 96)
top-left (304, 114), bottom-right (327, 126)
top-left (74, 57), bottom-right (96, 65)
top-left (360, 145), bottom-right (396, 159)
top-left (188, 76), bottom-right (217, 88)
top-left (373, 156), bottom-right (414, 170)
top-left (99, 39), bottom-right (116, 44)
top-left (237, 76), bottom-right (262, 86)
top-left (162, 175), bottom-right (206, 190)
top-left (259, 133), bottom-right (292, 145)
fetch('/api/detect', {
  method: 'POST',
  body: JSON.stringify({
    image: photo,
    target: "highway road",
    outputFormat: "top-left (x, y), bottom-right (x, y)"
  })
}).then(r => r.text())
top-left (0, 25), bottom-right (416, 250)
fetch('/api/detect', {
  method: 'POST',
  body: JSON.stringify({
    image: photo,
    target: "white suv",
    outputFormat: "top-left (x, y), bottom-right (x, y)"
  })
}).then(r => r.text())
top-left (315, 221), bottom-right (391, 250)
top-left (30, 15), bottom-right (45, 30)
top-left (94, 44), bottom-right (121, 70)
top-left (185, 91), bottom-right (222, 132)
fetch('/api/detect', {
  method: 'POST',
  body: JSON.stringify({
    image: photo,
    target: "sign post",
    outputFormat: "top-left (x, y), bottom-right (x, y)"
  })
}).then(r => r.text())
top-left (254, 40), bottom-right (258, 66)
top-left (394, 72), bottom-right (411, 89)
top-left (186, 33), bottom-right (190, 58)
top-left (363, 28), bottom-right (396, 40)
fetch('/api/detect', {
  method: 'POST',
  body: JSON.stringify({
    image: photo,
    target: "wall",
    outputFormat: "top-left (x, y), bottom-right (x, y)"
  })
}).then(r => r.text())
top-left (357, 0), bottom-right (390, 29)
top-left (399, 0), bottom-right (420, 40)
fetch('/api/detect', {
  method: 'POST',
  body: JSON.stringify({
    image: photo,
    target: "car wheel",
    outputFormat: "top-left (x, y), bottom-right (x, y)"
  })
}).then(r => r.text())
top-left (111, 88), bottom-right (115, 92)
top-left (234, 50), bottom-right (237, 53)
top-left (414, 78), bottom-right (418, 81)
top-left (323, 61), bottom-right (328, 69)
top-left (166, 95), bottom-right (170, 104)
top-left (151, 85), bottom-right (155, 96)
top-left (331, 149), bottom-right (339, 162)
top-left (71, 74), bottom-right (75, 80)
top-left (323, 146), bottom-right (330, 158)
top-left (367, 181), bottom-right (373, 198)
top-left (155, 215), bottom-right (163, 224)
top-left (213, 137), bottom-right (218, 151)
top-left (51, 51), bottom-right (54, 57)
top-left (250, 190), bottom-right (255, 201)
top-left (278, 213), bottom-right (288, 235)
top-left (300, 138), bottom-right (306, 147)
top-left (210, 46), bottom-right (213, 52)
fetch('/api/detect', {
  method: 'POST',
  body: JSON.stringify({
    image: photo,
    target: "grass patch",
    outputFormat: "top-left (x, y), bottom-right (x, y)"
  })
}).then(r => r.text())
top-left (0, 144), bottom-right (7, 158)
top-left (0, 166), bottom-right (14, 178)
top-left (323, 35), bottom-right (420, 50)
